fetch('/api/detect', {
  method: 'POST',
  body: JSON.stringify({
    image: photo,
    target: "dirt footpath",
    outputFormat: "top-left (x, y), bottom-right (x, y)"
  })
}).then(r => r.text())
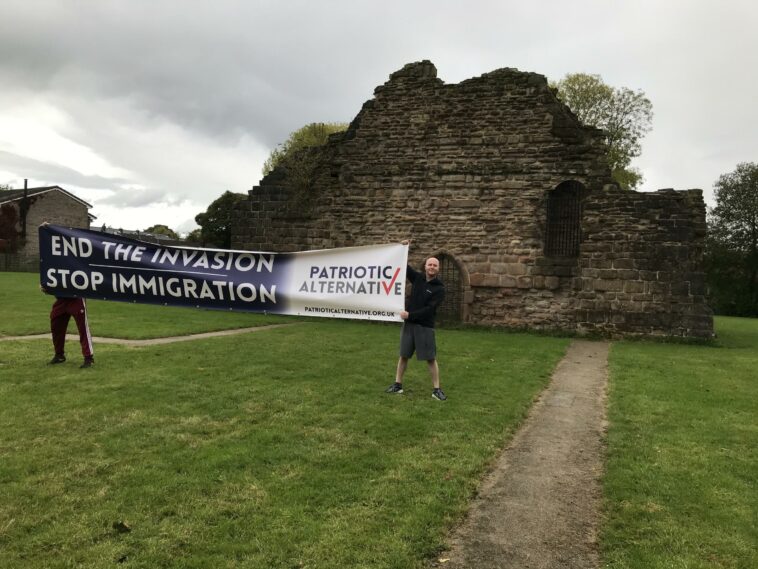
top-left (0, 323), bottom-right (298, 346)
top-left (434, 339), bottom-right (610, 569)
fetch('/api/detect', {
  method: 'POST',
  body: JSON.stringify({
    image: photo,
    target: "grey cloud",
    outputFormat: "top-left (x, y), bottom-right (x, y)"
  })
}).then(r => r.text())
top-left (0, 149), bottom-right (177, 208)
top-left (0, 150), bottom-right (130, 191)
top-left (0, 1), bottom-right (402, 147)
top-left (97, 187), bottom-right (176, 208)
top-left (1, 1), bottom-right (528, 149)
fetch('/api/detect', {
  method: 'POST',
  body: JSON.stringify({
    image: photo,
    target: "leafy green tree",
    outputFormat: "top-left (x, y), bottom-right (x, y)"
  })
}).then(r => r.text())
top-left (144, 224), bottom-right (179, 239)
top-left (185, 228), bottom-right (203, 244)
top-left (552, 73), bottom-right (653, 189)
top-left (262, 122), bottom-right (348, 176)
top-left (194, 191), bottom-right (247, 248)
top-left (705, 162), bottom-right (758, 315)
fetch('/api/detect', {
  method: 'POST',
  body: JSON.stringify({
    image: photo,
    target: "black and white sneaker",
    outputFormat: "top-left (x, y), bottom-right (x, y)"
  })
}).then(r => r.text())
top-left (432, 388), bottom-right (447, 401)
top-left (48, 355), bottom-right (66, 365)
top-left (385, 382), bottom-right (404, 394)
top-left (80, 357), bottom-right (94, 369)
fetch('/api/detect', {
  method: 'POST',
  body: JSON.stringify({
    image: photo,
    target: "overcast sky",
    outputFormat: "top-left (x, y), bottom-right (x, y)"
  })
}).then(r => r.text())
top-left (1, 0), bottom-right (755, 235)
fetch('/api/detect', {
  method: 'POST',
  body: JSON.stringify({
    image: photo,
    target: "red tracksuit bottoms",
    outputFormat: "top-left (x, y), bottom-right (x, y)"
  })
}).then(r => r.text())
top-left (50, 297), bottom-right (93, 359)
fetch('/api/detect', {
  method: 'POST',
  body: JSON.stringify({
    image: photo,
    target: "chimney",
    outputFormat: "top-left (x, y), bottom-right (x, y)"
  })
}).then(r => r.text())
top-left (20, 178), bottom-right (28, 239)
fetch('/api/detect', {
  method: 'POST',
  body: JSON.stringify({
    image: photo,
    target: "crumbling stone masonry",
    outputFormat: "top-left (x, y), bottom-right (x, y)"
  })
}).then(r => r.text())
top-left (232, 61), bottom-right (713, 338)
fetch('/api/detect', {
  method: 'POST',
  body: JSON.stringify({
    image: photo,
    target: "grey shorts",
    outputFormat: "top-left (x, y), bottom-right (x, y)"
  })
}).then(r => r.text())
top-left (399, 322), bottom-right (437, 361)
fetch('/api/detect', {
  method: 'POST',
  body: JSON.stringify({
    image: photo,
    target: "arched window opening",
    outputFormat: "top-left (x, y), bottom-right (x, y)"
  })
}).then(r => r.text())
top-left (435, 253), bottom-right (463, 326)
top-left (545, 181), bottom-right (584, 256)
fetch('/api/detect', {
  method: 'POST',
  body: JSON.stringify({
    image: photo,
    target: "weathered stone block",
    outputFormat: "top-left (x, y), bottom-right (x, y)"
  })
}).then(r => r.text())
top-left (469, 273), bottom-right (486, 286)
top-left (499, 275), bottom-right (517, 287)
top-left (482, 275), bottom-right (501, 287)
top-left (502, 263), bottom-right (525, 275)
top-left (467, 263), bottom-right (491, 273)
top-left (612, 258), bottom-right (635, 269)
top-left (595, 279), bottom-right (623, 292)
top-left (618, 269), bottom-right (640, 280)
top-left (517, 276), bottom-right (533, 289)
top-left (671, 281), bottom-right (690, 296)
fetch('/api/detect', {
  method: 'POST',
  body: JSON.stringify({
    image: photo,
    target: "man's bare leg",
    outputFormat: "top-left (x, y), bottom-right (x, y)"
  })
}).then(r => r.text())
top-left (396, 356), bottom-right (409, 383)
top-left (428, 358), bottom-right (440, 389)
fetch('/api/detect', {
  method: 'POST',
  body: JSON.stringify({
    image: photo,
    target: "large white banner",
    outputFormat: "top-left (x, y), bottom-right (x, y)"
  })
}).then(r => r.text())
top-left (39, 225), bottom-right (409, 322)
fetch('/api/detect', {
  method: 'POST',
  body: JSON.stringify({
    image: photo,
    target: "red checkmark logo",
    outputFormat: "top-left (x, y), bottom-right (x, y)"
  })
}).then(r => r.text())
top-left (382, 267), bottom-right (401, 295)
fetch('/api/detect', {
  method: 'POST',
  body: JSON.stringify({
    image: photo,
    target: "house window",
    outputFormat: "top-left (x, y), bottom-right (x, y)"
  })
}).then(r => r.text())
top-left (545, 181), bottom-right (583, 256)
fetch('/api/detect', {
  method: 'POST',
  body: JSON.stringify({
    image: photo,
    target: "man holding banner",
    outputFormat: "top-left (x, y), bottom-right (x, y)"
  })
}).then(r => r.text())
top-left (386, 249), bottom-right (447, 401)
top-left (42, 288), bottom-right (95, 368)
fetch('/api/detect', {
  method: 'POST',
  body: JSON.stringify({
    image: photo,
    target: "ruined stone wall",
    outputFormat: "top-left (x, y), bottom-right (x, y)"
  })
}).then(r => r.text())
top-left (233, 61), bottom-right (713, 338)
top-left (575, 188), bottom-right (711, 337)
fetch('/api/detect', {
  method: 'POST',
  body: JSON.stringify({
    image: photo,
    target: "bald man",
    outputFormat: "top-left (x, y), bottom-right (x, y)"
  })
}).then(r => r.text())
top-left (386, 254), bottom-right (447, 400)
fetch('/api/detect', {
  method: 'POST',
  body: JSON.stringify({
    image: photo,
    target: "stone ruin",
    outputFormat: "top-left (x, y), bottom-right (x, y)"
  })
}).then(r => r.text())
top-left (232, 60), bottom-right (713, 338)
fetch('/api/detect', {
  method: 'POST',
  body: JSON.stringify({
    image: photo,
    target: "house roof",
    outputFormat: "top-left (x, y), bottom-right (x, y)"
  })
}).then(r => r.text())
top-left (0, 185), bottom-right (93, 209)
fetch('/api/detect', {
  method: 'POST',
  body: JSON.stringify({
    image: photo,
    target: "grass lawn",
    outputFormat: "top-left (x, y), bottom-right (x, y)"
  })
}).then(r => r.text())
top-left (0, 272), bottom-right (568, 568)
top-left (603, 316), bottom-right (758, 569)
top-left (2, 271), bottom-right (756, 568)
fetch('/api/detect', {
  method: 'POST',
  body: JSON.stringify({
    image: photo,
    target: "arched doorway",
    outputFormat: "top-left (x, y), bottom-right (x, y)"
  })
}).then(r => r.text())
top-left (436, 253), bottom-right (463, 326)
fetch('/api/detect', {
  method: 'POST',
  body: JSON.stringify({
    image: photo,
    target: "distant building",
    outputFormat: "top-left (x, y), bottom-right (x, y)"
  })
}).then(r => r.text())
top-left (0, 185), bottom-right (94, 271)
top-left (98, 225), bottom-right (185, 247)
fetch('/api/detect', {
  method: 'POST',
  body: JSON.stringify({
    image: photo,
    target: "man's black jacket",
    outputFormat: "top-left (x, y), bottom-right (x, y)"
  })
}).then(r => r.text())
top-left (405, 265), bottom-right (445, 328)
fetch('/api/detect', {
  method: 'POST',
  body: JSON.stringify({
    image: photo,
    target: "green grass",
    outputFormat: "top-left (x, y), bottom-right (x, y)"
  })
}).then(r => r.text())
top-left (3, 272), bottom-right (756, 568)
top-left (603, 316), bottom-right (758, 569)
top-left (0, 272), bottom-right (568, 568)
top-left (1, 272), bottom-right (291, 338)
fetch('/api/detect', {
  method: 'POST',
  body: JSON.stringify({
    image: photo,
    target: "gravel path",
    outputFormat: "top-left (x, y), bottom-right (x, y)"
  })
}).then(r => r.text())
top-left (434, 339), bottom-right (610, 569)
top-left (0, 323), bottom-right (299, 346)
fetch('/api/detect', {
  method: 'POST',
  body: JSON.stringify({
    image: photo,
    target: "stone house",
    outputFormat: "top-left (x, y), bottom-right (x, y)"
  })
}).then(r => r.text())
top-left (232, 61), bottom-right (713, 338)
top-left (0, 185), bottom-right (94, 270)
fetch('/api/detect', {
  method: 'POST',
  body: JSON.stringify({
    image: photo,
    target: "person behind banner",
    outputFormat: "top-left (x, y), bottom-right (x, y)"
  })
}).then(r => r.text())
top-left (386, 245), bottom-right (447, 401)
top-left (42, 286), bottom-right (95, 369)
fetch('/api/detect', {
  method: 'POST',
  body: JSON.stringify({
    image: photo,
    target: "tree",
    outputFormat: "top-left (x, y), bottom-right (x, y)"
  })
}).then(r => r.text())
top-left (705, 162), bottom-right (758, 315)
top-left (185, 228), bottom-right (203, 244)
top-left (552, 73), bottom-right (653, 190)
top-left (144, 224), bottom-right (179, 239)
top-left (194, 191), bottom-right (247, 248)
top-left (262, 122), bottom-right (348, 177)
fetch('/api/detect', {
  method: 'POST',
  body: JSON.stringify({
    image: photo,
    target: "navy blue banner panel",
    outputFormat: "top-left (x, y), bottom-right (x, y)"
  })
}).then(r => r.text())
top-left (39, 225), bottom-right (291, 314)
top-left (39, 225), bottom-right (408, 321)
